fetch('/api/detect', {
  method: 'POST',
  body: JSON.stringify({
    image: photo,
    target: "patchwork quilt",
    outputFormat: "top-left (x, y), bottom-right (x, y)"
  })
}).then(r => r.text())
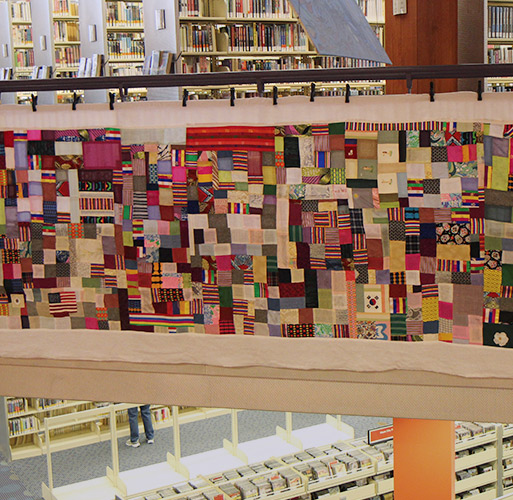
top-left (0, 122), bottom-right (512, 347)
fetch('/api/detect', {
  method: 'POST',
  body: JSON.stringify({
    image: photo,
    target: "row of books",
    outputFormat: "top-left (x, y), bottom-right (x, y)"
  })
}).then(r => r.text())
top-left (52, 0), bottom-right (79, 17)
top-left (456, 444), bottom-right (493, 461)
top-left (106, 32), bottom-right (145, 59)
top-left (55, 45), bottom-right (81, 67)
top-left (8, 416), bottom-right (38, 436)
top-left (179, 0), bottom-right (224, 18)
top-left (143, 50), bottom-right (175, 75)
top-left (489, 83), bottom-right (513, 92)
top-left (488, 44), bottom-right (513, 64)
top-left (488, 6), bottom-right (513, 39)
top-left (316, 55), bottom-right (385, 69)
top-left (355, 0), bottom-right (385, 24)
top-left (180, 25), bottom-right (214, 52)
top-left (13, 48), bottom-right (34, 68)
top-left (29, 398), bottom-right (66, 411)
top-left (77, 54), bottom-right (104, 77)
top-left (140, 484), bottom-right (223, 500)
top-left (226, 0), bottom-right (292, 19)
top-left (219, 56), bottom-right (313, 71)
top-left (153, 406), bottom-right (171, 423)
top-left (53, 20), bottom-right (80, 42)
top-left (182, 56), bottom-right (211, 73)
top-left (106, 1), bottom-right (144, 27)
top-left (225, 23), bottom-right (309, 53)
top-left (10, 1), bottom-right (31, 22)
top-left (455, 486), bottom-right (495, 500)
top-left (6, 398), bottom-right (26, 415)
top-left (11, 26), bottom-right (33, 46)
top-left (455, 422), bottom-right (495, 440)
top-left (111, 63), bottom-right (145, 76)
top-left (31, 65), bottom-right (52, 79)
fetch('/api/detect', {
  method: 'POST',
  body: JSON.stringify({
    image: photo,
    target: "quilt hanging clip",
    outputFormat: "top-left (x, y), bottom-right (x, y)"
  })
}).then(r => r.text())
top-left (273, 86), bottom-right (278, 105)
top-left (230, 87), bottom-right (235, 107)
top-left (119, 87), bottom-right (128, 102)
top-left (30, 94), bottom-right (38, 112)
top-left (71, 92), bottom-right (80, 111)
top-left (182, 89), bottom-right (189, 107)
top-left (256, 79), bottom-right (264, 98)
top-left (345, 84), bottom-right (351, 103)
top-left (109, 92), bottom-right (116, 110)
top-left (430, 81), bottom-right (435, 102)
top-left (310, 83), bottom-right (316, 102)
top-left (477, 80), bottom-right (483, 101)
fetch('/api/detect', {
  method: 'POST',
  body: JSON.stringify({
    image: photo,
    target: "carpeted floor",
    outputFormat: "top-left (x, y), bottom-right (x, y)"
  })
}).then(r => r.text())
top-left (1, 410), bottom-right (391, 499)
top-left (0, 459), bottom-right (38, 500)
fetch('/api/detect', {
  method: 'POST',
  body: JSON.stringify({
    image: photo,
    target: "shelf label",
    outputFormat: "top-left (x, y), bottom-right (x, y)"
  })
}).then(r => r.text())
top-left (368, 425), bottom-right (394, 445)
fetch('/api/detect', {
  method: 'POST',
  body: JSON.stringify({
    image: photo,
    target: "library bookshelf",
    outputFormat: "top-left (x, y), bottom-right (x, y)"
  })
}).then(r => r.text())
top-left (0, 397), bottom-right (231, 460)
top-left (178, 0), bottom-right (386, 99)
top-left (103, 0), bottom-right (145, 77)
top-left (7, 0), bottom-right (34, 79)
top-left (487, 0), bottom-right (513, 91)
top-left (108, 422), bottom-right (513, 500)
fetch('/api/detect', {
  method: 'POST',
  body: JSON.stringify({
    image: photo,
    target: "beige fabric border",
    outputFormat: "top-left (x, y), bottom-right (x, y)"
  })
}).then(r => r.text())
top-left (1, 330), bottom-right (513, 420)
top-left (2, 329), bottom-right (513, 380)
top-left (0, 92), bottom-right (512, 130)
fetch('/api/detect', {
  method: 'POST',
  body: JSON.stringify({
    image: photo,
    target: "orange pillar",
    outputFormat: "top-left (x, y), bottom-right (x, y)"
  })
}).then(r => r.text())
top-left (394, 418), bottom-right (455, 500)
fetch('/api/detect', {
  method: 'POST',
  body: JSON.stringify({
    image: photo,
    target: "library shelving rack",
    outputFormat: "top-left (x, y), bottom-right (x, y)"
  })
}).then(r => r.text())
top-left (0, 396), bottom-right (231, 460)
top-left (6, 0), bottom-right (34, 79)
top-left (178, 0), bottom-right (386, 99)
top-left (104, 0), bottom-right (145, 77)
top-left (486, 0), bottom-right (513, 91)
top-left (52, 0), bottom-right (81, 78)
top-left (105, 421), bottom-right (513, 500)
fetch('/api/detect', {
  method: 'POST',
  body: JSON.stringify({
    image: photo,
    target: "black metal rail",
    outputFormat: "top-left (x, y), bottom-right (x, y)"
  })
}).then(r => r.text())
top-left (0, 63), bottom-right (512, 94)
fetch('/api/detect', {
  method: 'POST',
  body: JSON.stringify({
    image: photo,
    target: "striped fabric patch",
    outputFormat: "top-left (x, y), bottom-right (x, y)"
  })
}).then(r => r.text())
top-left (187, 127), bottom-right (275, 151)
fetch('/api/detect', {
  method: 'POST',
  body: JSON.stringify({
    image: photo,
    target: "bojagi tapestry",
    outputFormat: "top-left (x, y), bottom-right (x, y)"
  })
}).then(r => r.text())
top-left (1, 122), bottom-right (513, 347)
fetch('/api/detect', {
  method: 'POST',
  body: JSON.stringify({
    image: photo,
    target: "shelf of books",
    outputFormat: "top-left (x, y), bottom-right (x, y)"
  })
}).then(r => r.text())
top-left (0, 397), bottom-right (232, 460)
top-left (455, 422), bottom-right (498, 500)
top-left (8, 0), bottom-right (34, 79)
top-left (487, 0), bottom-right (513, 91)
top-left (178, 0), bottom-right (386, 98)
top-left (105, 0), bottom-right (145, 77)
top-left (51, 0), bottom-right (81, 84)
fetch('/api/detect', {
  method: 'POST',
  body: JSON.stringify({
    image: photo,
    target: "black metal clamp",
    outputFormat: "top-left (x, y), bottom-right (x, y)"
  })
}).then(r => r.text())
top-left (30, 94), bottom-right (37, 112)
top-left (273, 86), bottom-right (278, 105)
top-left (345, 84), bottom-right (351, 103)
top-left (477, 80), bottom-right (483, 101)
top-left (230, 87), bottom-right (235, 107)
top-left (430, 81), bottom-right (435, 102)
top-left (310, 83), bottom-right (316, 102)
top-left (256, 79), bottom-right (264, 98)
top-left (71, 91), bottom-right (80, 111)
top-left (109, 92), bottom-right (116, 110)
top-left (118, 87), bottom-right (128, 102)
top-left (406, 74), bottom-right (413, 94)
top-left (182, 89), bottom-right (189, 107)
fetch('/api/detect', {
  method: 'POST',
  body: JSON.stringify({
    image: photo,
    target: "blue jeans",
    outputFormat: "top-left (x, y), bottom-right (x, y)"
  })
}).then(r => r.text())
top-left (128, 405), bottom-right (154, 443)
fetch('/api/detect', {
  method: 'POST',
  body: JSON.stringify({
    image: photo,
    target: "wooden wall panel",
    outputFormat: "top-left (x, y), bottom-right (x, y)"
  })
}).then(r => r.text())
top-left (458, 0), bottom-right (485, 91)
top-left (385, 0), bottom-right (458, 94)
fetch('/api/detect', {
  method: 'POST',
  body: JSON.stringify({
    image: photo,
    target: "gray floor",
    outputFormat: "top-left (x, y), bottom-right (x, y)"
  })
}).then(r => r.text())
top-left (2, 410), bottom-right (391, 499)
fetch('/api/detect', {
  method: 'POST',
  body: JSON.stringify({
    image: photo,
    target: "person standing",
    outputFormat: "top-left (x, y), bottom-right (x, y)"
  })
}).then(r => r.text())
top-left (126, 404), bottom-right (155, 447)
